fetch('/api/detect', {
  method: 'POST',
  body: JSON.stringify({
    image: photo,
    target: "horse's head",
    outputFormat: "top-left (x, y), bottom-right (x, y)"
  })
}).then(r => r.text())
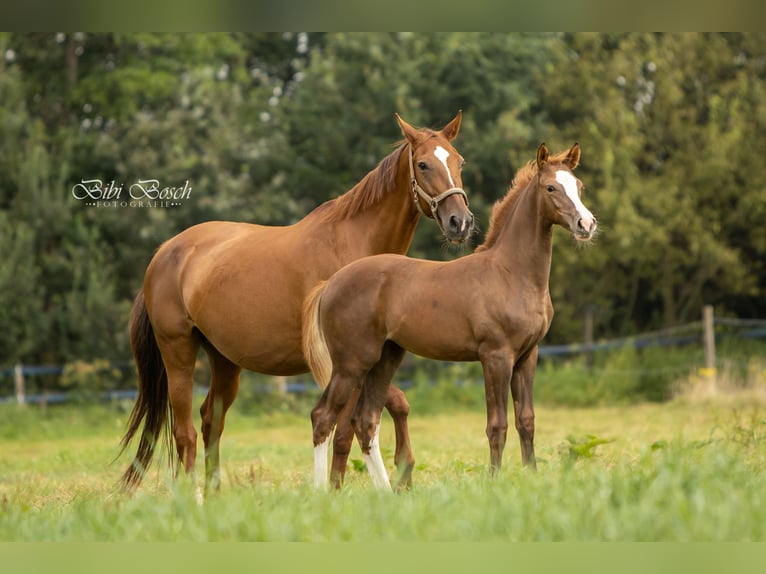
top-left (535, 142), bottom-right (597, 242)
top-left (396, 111), bottom-right (474, 244)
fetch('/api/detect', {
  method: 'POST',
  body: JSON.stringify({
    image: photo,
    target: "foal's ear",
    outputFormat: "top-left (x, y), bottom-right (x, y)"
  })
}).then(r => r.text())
top-left (536, 142), bottom-right (549, 169)
top-left (566, 142), bottom-right (581, 170)
top-left (395, 113), bottom-right (420, 144)
top-left (440, 109), bottom-right (462, 141)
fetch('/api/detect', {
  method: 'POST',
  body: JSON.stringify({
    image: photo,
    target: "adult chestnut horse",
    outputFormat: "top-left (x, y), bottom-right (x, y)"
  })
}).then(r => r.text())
top-left (305, 143), bottom-right (596, 489)
top-left (120, 112), bottom-right (474, 493)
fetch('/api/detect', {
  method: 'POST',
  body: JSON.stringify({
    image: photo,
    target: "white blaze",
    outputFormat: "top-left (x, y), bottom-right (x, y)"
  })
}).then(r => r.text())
top-left (555, 170), bottom-right (594, 229)
top-left (434, 145), bottom-right (455, 187)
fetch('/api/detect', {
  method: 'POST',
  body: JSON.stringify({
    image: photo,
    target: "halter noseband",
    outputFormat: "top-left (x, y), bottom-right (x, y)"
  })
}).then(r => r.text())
top-left (408, 144), bottom-right (469, 220)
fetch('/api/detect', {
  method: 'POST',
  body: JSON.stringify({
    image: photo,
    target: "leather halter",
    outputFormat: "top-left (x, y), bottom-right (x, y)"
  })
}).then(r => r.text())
top-left (408, 144), bottom-right (469, 220)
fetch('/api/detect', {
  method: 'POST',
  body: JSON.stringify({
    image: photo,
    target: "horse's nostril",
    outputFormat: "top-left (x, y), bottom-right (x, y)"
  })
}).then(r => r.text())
top-left (449, 215), bottom-right (461, 231)
top-left (577, 217), bottom-right (595, 236)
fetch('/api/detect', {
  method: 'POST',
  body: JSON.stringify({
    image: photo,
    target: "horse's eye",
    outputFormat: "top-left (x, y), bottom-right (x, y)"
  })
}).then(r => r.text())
top-left (418, 162), bottom-right (428, 171)
top-left (546, 185), bottom-right (556, 192)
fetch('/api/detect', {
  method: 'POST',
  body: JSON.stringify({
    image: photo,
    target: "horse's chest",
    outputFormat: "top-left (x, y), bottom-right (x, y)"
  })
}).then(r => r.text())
top-left (502, 296), bottom-right (552, 344)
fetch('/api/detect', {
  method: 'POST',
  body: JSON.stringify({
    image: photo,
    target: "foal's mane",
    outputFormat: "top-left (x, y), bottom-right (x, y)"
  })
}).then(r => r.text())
top-left (475, 149), bottom-right (572, 253)
top-left (317, 142), bottom-right (408, 222)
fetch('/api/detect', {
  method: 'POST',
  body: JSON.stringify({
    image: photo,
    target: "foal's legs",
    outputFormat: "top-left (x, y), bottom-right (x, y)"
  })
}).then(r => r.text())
top-left (480, 349), bottom-right (514, 473)
top-left (351, 341), bottom-right (406, 490)
top-left (199, 342), bottom-right (243, 493)
top-left (385, 385), bottom-right (415, 490)
top-left (311, 370), bottom-right (365, 489)
top-left (329, 384), bottom-right (414, 490)
top-left (510, 347), bottom-right (538, 469)
top-left (329, 386), bottom-right (361, 488)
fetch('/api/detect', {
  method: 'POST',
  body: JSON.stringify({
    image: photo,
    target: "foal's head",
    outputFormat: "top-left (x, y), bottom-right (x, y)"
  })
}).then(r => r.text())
top-left (396, 111), bottom-right (474, 244)
top-left (535, 142), bottom-right (597, 241)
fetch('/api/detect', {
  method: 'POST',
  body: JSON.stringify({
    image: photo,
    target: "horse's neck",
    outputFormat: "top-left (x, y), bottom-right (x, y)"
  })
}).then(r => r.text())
top-left (335, 169), bottom-right (419, 262)
top-left (490, 181), bottom-right (553, 288)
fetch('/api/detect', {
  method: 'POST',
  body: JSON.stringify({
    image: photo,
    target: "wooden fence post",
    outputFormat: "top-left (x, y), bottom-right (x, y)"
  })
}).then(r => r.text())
top-left (14, 363), bottom-right (25, 405)
top-left (702, 305), bottom-right (717, 391)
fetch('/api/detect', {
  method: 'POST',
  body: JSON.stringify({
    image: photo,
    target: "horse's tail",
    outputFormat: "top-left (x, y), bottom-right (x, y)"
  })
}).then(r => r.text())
top-left (118, 289), bottom-right (172, 491)
top-left (302, 281), bottom-right (332, 389)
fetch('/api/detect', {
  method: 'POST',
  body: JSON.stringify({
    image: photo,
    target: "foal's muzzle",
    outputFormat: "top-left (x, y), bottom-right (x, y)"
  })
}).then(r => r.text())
top-left (574, 216), bottom-right (597, 241)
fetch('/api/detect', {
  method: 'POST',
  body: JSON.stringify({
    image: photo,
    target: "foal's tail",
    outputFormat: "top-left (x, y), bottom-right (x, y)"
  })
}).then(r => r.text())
top-left (118, 290), bottom-right (172, 491)
top-left (302, 281), bottom-right (332, 389)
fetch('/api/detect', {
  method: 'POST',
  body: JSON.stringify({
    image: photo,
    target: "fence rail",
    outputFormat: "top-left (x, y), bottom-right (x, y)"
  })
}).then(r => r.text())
top-left (3, 307), bottom-right (766, 405)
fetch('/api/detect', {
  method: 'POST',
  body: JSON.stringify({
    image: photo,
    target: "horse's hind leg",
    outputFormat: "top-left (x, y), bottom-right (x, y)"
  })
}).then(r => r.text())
top-left (351, 341), bottom-right (406, 490)
top-left (329, 386), bottom-right (361, 489)
top-left (385, 385), bottom-right (415, 491)
top-left (311, 371), bottom-right (364, 489)
top-left (199, 342), bottom-right (242, 493)
top-left (330, 385), bottom-right (413, 490)
top-left (155, 331), bottom-right (201, 480)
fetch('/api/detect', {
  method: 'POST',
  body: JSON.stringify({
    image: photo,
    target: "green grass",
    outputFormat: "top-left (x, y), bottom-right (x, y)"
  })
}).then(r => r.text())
top-left (1, 392), bottom-right (765, 541)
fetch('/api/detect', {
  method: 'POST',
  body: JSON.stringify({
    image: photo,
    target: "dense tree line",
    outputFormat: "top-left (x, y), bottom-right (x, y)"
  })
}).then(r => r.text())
top-left (1, 32), bottom-right (765, 374)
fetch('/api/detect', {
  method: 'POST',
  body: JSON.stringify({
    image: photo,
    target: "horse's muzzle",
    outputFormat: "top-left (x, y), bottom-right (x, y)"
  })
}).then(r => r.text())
top-left (444, 211), bottom-right (474, 244)
top-left (574, 216), bottom-right (597, 241)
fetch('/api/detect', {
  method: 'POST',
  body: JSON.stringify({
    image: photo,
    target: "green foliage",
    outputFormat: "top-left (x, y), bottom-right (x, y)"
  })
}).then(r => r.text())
top-left (232, 371), bottom-right (320, 417)
top-left (559, 433), bottom-right (614, 462)
top-left (2, 32), bottom-right (766, 402)
top-left (60, 359), bottom-right (125, 395)
top-left (404, 360), bottom-right (486, 414)
top-left (400, 337), bottom-right (766, 409)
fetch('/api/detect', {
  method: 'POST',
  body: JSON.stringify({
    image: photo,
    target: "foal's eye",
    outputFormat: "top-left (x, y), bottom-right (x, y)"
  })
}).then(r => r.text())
top-left (546, 185), bottom-right (556, 192)
top-left (418, 162), bottom-right (428, 171)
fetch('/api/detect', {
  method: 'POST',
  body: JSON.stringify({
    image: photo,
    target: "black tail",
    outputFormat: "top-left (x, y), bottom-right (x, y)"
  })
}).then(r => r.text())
top-left (118, 290), bottom-right (172, 491)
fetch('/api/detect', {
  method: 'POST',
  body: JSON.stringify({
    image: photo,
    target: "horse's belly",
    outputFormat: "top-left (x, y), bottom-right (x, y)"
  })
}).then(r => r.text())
top-left (393, 326), bottom-right (479, 363)
top-left (194, 300), bottom-right (310, 376)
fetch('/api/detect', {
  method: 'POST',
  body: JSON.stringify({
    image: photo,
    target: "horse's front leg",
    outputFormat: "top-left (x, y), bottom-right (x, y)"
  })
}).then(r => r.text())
top-left (480, 349), bottom-right (513, 474)
top-left (511, 347), bottom-right (538, 470)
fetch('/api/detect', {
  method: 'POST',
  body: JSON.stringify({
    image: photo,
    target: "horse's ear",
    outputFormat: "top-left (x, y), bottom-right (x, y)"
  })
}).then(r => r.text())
top-left (536, 143), bottom-right (549, 169)
top-left (441, 109), bottom-right (462, 141)
top-left (566, 142), bottom-right (581, 169)
top-left (395, 113), bottom-right (420, 144)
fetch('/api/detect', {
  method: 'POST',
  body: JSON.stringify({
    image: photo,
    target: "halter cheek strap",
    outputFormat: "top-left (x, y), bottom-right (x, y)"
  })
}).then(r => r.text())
top-left (408, 145), bottom-right (469, 220)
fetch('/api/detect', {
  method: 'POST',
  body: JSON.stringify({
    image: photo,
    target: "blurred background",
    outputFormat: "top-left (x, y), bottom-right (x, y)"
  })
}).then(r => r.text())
top-left (1, 32), bottom-right (765, 409)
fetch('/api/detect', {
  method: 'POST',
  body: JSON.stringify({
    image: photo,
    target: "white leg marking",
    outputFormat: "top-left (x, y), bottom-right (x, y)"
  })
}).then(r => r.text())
top-left (314, 433), bottom-right (332, 489)
top-left (434, 145), bottom-right (455, 187)
top-left (195, 485), bottom-right (204, 506)
top-left (555, 170), bottom-right (595, 229)
top-left (364, 422), bottom-right (391, 491)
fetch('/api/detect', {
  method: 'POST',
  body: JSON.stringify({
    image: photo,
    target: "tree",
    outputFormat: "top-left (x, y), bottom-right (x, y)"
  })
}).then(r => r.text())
top-left (534, 33), bottom-right (766, 341)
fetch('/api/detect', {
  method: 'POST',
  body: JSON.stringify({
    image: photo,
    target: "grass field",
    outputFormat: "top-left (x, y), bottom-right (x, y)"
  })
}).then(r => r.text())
top-left (1, 390), bottom-right (765, 541)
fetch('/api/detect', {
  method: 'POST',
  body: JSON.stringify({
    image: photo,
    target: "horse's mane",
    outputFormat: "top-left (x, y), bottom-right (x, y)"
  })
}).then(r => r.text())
top-left (475, 149), bottom-right (572, 253)
top-left (317, 142), bottom-right (408, 222)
